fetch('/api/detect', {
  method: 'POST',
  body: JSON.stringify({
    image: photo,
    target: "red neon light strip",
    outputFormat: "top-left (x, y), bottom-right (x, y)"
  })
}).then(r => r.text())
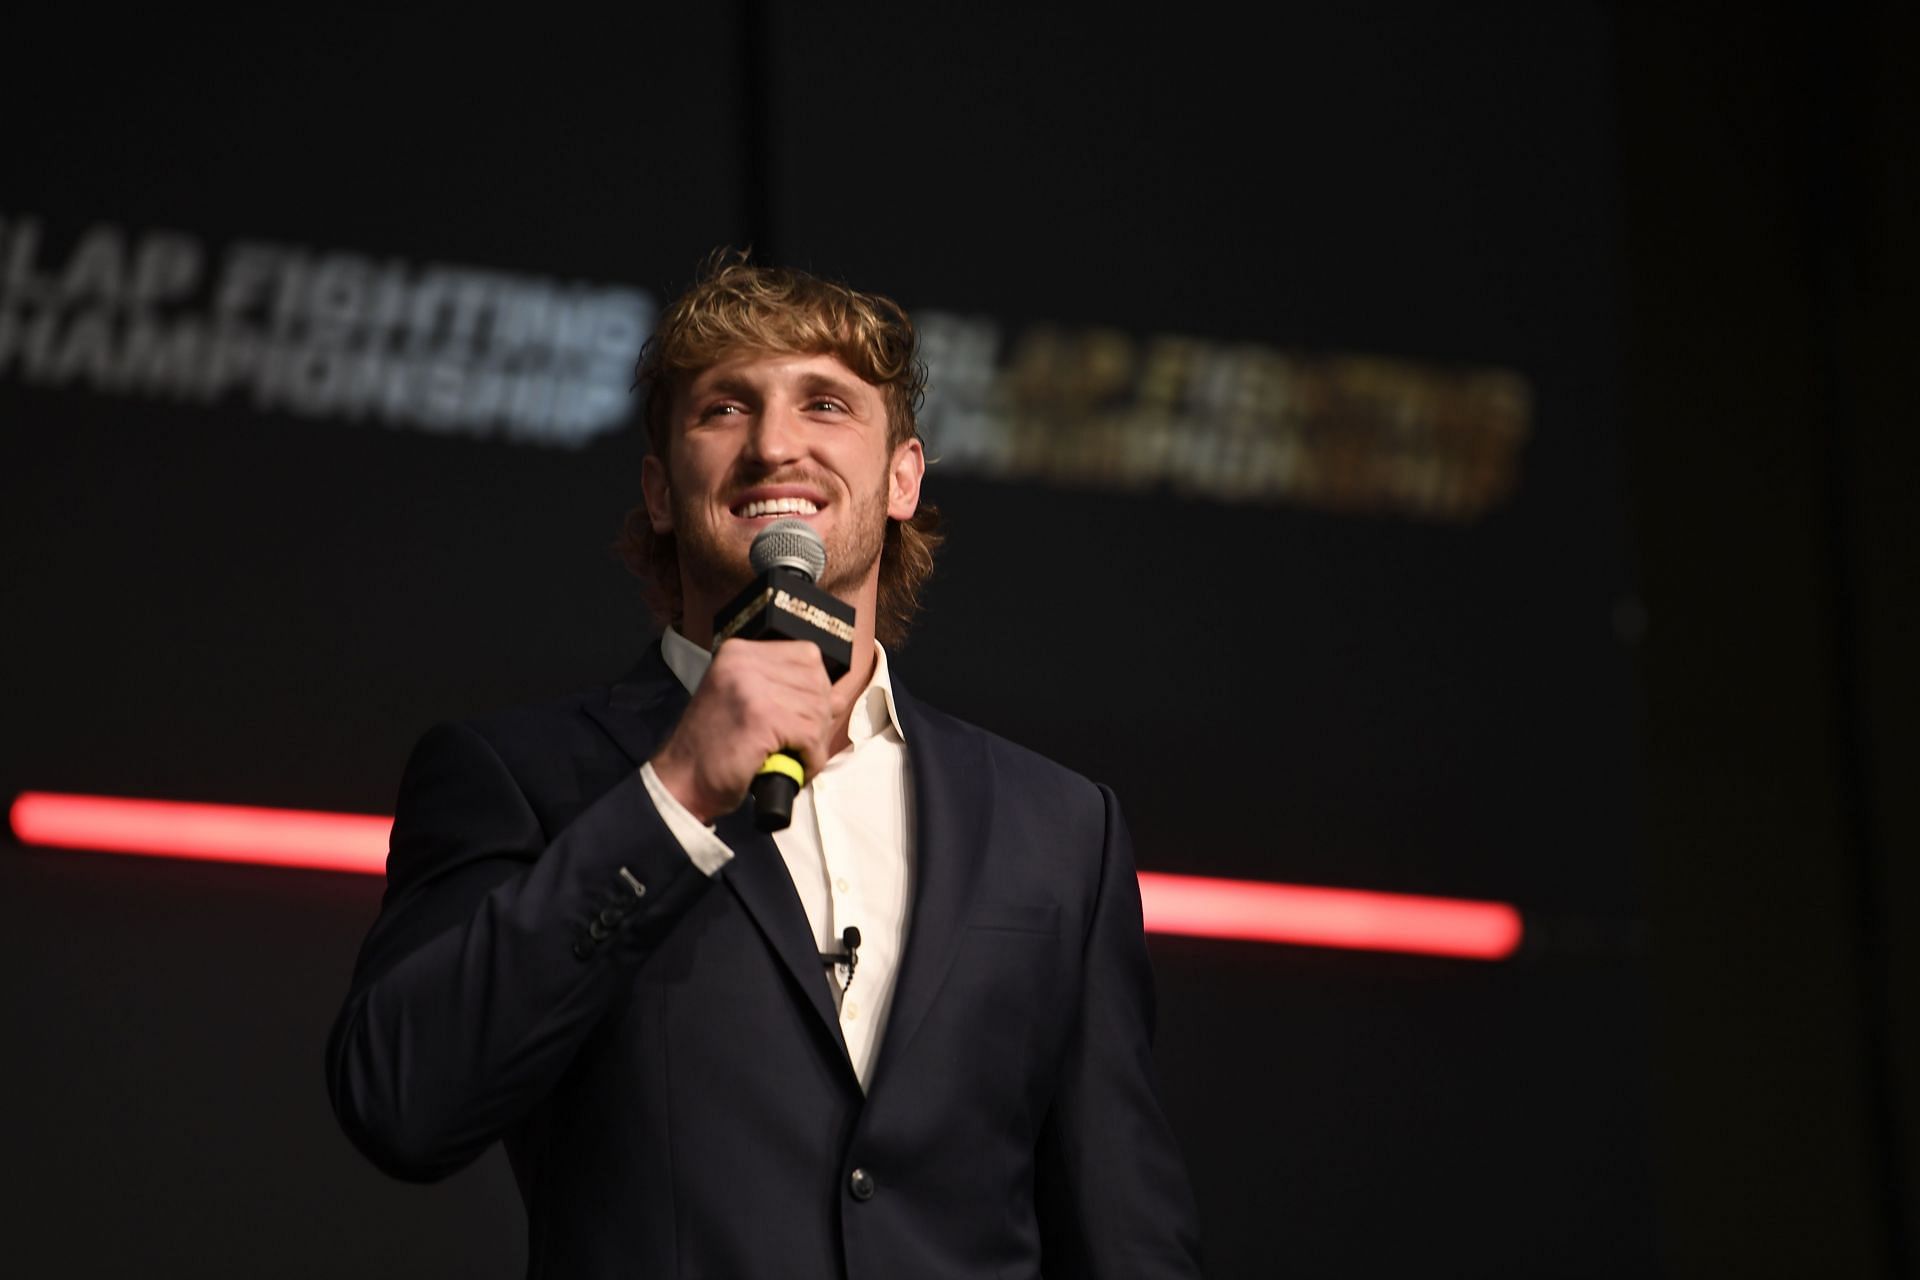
top-left (1138, 871), bottom-right (1522, 959)
top-left (9, 792), bottom-right (391, 876)
top-left (10, 793), bottom-right (1522, 958)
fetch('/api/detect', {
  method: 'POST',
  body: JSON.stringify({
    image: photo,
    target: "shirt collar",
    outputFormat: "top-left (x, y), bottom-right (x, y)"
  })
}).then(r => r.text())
top-left (660, 627), bottom-right (906, 746)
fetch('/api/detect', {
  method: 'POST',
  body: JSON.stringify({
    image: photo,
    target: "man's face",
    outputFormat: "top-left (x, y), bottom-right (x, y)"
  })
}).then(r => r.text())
top-left (641, 350), bottom-right (925, 630)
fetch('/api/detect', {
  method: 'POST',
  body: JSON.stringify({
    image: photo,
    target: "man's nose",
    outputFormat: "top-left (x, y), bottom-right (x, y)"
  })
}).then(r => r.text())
top-left (744, 401), bottom-right (805, 465)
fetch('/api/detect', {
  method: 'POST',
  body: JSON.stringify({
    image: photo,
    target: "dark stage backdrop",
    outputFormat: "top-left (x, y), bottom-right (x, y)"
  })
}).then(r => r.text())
top-left (1, 8), bottom-right (1654, 1276)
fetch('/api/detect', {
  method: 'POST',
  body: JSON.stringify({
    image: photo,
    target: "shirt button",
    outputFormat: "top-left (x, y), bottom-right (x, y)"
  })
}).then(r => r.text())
top-left (834, 878), bottom-right (850, 894)
top-left (844, 1002), bottom-right (859, 1021)
top-left (848, 1168), bottom-right (876, 1201)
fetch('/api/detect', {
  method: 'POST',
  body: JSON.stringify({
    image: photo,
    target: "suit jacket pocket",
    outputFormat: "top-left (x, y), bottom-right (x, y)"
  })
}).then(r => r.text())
top-left (966, 902), bottom-right (1060, 936)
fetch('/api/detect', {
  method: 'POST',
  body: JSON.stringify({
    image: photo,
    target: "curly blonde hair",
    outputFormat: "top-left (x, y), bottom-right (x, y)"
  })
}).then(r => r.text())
top-left (617, 253), bottom-right (943, 647)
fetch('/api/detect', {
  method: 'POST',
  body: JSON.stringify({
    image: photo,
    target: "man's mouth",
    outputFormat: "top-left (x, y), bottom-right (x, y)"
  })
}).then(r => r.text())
top-left (733, 496), bottom-right (821, 520)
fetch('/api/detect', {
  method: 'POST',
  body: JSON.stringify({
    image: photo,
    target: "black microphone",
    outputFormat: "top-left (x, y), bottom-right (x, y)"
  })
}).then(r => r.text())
top-left (711, 519), bottom-right (857, 831)
top-left (819, 925), bottom-right (861, 992)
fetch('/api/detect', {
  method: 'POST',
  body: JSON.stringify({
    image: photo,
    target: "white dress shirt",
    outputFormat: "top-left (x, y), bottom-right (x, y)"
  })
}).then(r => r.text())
top-left (638, 628), bottom-right (915, 1090)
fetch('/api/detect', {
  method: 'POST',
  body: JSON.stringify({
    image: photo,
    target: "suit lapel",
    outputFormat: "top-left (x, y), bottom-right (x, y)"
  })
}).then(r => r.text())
top-left (582, 644), bottom-right (688, 764)
top-left (869, 680), bottom-right (993, 1089)
top-left (714, 805), bottom-right (852, 1065)
top-left (584, 641), bottom-right (852, 1072)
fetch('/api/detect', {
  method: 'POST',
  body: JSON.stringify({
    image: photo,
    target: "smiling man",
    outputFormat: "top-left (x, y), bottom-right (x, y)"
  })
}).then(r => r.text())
top-left (327, 257), bottom-right (1202, 1278)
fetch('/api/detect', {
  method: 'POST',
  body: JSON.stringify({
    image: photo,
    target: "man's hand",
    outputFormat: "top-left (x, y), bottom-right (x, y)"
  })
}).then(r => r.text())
top-left (650, 639), bottom-right (835, 824)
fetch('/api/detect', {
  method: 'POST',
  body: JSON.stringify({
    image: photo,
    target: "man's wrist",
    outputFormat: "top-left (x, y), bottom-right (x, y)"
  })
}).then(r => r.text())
top-left (638, 761), bottom-right (734, 876)
top-left (648, 744), bottom-right (730, 826)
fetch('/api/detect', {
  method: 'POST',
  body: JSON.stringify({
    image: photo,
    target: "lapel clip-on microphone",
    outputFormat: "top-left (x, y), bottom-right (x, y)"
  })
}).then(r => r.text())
top-left (819, 925), bottom-right (860, 993)
top-left (711, 518), bottom-right (856, 832)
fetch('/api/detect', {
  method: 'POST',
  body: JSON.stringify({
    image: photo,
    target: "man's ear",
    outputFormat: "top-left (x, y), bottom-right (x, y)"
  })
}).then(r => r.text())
top-left (641, 455), bottom-right (674, 534)
top-left (887, 438), bottom-right (925, 521)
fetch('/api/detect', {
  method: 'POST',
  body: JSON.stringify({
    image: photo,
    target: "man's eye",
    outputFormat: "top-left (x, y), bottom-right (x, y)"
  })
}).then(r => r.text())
top-left (808, 399), bottom-right (845, 413)
top-left (702, 403), bottom-right (743, 418)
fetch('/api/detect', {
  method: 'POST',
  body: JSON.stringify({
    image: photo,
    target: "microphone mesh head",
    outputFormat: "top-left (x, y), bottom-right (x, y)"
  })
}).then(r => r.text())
top-left (750, 518), bottom-right (827, 582)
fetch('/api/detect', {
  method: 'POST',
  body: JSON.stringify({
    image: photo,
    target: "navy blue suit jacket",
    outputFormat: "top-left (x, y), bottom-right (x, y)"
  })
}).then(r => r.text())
top-left (327, 644), bottom-right (1201, 1278)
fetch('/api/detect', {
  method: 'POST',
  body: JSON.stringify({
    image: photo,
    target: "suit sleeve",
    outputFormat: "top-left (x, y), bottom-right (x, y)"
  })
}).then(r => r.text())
top-left (1035, 783), bottom-right (1205, 1278)
top-left (326, 719), bottom-right (715, 1182)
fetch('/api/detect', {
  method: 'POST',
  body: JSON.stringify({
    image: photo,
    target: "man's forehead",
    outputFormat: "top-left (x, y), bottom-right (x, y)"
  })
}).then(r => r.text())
top-left (682, 349), bottom-right (876, 394)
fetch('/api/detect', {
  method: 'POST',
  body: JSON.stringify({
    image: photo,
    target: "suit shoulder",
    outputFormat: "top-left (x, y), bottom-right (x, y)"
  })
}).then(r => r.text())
top-left (435, 648), bottom-right (674, 753)
top-left (413, 679), bottom-right (640, 783)
top-left (907, 698), bottom-right (1110, 814)
top-left (452, 686), bottom-right (608, 745)
top-left (395, 674), bottom-right (667, 836)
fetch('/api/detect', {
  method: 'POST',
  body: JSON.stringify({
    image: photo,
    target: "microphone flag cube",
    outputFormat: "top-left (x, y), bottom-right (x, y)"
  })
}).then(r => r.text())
top-left (711, 568), bottom-right (856, 681)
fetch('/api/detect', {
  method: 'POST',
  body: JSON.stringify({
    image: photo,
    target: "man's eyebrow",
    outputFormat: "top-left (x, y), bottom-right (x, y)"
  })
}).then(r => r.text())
top-left (795, 371), bottom-right (871, 401)
top-left (689, 374), bottom-right (757, 400)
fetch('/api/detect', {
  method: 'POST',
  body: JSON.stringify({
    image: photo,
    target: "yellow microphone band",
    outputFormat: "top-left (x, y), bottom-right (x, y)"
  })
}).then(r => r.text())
top-left (757, 751), bottom-right (807, 786)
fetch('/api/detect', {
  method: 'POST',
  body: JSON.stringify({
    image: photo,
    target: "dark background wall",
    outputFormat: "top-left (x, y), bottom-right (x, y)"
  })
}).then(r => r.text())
top-left (1618, 6), bottom-right (1917, 1276)
top-left (1, 5), bottom-right (1911, 1277)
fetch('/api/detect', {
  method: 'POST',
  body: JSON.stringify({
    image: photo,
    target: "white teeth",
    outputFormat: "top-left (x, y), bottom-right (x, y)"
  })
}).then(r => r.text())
top-left (739, 497), bottom-right (819, 518)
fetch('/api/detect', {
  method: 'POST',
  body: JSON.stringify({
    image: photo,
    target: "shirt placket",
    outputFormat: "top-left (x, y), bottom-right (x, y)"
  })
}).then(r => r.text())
top-left (823, 721), bottom-right (882, 1051)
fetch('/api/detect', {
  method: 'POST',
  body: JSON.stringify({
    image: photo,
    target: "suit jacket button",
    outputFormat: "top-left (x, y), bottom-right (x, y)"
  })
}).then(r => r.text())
top-left (598, 907), bottom-right (624, 928)
top-left (848, 1168), bottom-right (875, 1201)
top-left (588, 920), bottom-right (611, 941)
top-left (572, 939), bottom-right (593, 961)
